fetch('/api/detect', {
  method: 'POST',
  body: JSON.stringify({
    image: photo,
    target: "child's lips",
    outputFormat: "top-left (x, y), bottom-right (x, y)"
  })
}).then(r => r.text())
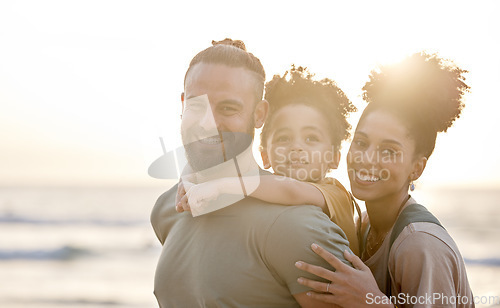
top-left (288, 160), bottom-right (310, 166)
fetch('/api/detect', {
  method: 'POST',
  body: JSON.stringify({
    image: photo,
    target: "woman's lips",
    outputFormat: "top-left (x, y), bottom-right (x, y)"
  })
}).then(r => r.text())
top-left (354, 170), bottom-right (381, 184)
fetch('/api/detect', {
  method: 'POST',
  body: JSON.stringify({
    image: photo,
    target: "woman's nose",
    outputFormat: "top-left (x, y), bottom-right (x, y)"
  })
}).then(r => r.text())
top-left (348, 146), bottom-right (377, 167)
top-left (361, 146), bottom-right (378, 165)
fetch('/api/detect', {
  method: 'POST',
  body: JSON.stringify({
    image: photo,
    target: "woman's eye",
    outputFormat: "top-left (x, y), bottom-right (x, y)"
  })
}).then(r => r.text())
top-left (381, 148), bottom-right (397, 156)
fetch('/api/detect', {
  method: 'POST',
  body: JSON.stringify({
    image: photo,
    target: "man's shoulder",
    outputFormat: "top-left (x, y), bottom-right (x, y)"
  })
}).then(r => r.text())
top-left (150, 184), bottom-right (178, 244)
top-left (262, 203), bottom-right (352, 294)
top-left (152, 184), bottom-right (177, 213)
top-left (243, 198), bottom-right (332, 225)
top-left (266, 204), bottom-right (347, 239)
top-left (269, 203), bottom-right (330, 223)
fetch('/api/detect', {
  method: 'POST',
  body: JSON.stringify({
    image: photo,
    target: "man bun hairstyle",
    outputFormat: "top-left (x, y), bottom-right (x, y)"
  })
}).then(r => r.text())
top-left (184, 38), bottom-right (266, 100)
top-left (211, 38), bottom-right (247, 50)
top-left (361, 52), bottom-right (470, 158)
top-left (261, 66), bottom-right (356, 151)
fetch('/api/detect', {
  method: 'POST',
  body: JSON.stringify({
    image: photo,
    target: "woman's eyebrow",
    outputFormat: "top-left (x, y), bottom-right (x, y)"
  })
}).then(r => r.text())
top-left (355, 131), bottom-right (402, 146)
top-left (381, 139), bottom-right (403, 147)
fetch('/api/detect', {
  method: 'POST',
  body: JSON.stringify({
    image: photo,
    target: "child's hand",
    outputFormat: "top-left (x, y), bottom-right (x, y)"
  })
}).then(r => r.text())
top-left (175, 179), bottom-right (195, 213)
top-left (176, 193), bottom-right (192, 213)
top-left (186, 182), bottom-right (221, 213)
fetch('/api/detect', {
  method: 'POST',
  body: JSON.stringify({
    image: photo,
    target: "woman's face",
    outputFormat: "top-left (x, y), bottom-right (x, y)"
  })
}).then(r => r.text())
top-left (347, 109), bottom-right (423, 203)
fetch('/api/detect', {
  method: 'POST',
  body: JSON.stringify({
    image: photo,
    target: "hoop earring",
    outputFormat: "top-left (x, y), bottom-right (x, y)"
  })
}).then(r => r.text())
top-left (410, 181), bottom-right (415, 191)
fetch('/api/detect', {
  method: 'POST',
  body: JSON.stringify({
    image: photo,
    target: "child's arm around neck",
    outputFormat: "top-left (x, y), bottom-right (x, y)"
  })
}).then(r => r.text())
top-left (247, 174), bottom-right (328, 213)
top-left (185, 174), bottom-right (329, 216)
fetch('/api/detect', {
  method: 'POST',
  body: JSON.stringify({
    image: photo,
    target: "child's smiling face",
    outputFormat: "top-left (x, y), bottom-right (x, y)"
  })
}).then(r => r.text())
top-left (261, 104), bottom-right (339, 183)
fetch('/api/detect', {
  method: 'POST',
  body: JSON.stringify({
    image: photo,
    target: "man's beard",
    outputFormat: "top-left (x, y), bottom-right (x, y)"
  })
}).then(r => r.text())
top-left (182, 122), bottom-right (255, 172)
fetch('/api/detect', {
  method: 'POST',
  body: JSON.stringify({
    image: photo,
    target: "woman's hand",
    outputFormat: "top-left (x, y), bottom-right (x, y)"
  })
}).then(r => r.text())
top-left (295, 243), bottom-right (392, 308)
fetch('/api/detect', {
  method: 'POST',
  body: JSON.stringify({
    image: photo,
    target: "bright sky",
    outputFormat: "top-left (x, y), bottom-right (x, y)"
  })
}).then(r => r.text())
top-left (1, 0), bottom-right (499, 188)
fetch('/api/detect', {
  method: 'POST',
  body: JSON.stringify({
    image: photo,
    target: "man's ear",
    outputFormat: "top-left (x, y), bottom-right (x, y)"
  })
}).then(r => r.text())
top-left (181, 92), bottom-right (185, 115)
top-left (254, 100), bottom-right (269, 129)
top-left (327, 151), bottom-right (341, 170)
top-left (260, 150), bottom-right (271, 169)
top-left (410, 156), bottom-right (427, 181)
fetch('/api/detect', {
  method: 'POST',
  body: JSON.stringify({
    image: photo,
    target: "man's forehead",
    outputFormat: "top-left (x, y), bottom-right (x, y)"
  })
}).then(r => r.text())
top-left (185, 63), bottom-right (257, 93)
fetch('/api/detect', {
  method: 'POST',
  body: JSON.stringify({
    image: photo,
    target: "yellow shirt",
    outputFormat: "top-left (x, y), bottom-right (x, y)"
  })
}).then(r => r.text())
top-left (310, 178), bottom-right (360, 256)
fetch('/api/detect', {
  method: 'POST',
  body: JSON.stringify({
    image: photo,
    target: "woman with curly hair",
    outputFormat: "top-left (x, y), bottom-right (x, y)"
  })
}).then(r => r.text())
top-left (295, 52), bottom-right (475, 307)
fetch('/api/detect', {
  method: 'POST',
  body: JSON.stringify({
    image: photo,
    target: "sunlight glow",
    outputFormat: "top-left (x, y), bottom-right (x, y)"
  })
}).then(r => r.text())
top-left (1, 0), bottom-right (499, 188)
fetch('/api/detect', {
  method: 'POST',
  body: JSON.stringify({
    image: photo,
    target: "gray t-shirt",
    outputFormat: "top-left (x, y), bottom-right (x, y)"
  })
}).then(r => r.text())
top-left (151, 183), bottom-right (352, 308)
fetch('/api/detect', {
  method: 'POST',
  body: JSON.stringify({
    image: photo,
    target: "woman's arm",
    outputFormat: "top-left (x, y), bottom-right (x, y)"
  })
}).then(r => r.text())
top-left (295, 244), bottom-right (394, 308)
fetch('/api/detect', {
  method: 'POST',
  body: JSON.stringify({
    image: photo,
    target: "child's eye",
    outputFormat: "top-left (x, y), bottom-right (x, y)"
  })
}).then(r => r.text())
top-left (305, 135), bottom-right (320, 142)
top-left (275, 135), bottom-right (290, 143)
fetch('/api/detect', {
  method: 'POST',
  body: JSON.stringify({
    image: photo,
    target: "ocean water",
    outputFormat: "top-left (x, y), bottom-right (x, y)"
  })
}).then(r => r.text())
top-left (0, 187), bottom-right (165, 308)
top-left (0, 186), bottom-right (499, 307)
